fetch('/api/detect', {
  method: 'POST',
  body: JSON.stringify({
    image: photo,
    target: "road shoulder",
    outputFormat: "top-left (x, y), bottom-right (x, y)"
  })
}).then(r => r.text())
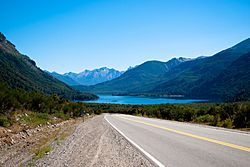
top-left (35, 114), bottom-right (154, 167)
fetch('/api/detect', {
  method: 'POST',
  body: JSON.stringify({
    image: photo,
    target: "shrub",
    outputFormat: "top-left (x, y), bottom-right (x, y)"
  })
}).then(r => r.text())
top-left (21, 112), bottom-right (51, 127)
top-left (195, 114), bottom-right (214, 123)
top-left (223, 118), bottom-right (234, 128)
top-left (0, 115), bottom-right (11, 127)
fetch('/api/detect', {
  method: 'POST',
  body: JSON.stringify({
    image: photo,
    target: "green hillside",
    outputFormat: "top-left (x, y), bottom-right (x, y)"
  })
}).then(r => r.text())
top-left (195, 52), bottom-right (250, 101)
top-left (0, 32), bottom-right (97, 100)
top-left (79, 38), bottom-right (250, 101)
top-left (153, 38), bottom-right (250, 96)
top-left (79, 58), bottom-right (187, 94)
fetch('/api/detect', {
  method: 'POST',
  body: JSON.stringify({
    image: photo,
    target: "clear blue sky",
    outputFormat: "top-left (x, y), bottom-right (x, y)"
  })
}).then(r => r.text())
top-left (1, 0), bottom-right (250, 73)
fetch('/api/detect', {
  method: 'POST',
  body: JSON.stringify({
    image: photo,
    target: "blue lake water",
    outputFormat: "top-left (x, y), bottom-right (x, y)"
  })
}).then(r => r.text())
top-left (86, 95), bottom-right (206, 105)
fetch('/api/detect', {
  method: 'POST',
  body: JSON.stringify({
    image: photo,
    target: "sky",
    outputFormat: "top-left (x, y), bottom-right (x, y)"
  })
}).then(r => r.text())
top-left (1, 0), bottom-right (250, 74)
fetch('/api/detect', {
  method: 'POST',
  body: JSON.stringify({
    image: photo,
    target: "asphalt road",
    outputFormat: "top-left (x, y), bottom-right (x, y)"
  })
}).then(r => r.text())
top-left (105, 114), bottom-right (250, 167)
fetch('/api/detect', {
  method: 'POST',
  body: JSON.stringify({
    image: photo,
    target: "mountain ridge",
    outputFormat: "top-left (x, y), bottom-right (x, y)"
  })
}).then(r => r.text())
top-left (153, 38), bottom-right (250, 96)
top-left (0, 32), bottom-right (97, 100)
top-left (192, 51), bottom-right (250, 101)
top-left (75, 38), bottom-right (250, 101)
top-left (49, 67), bottom-right (124, 86)
top-left (74, 57), bottom-right (191, 93)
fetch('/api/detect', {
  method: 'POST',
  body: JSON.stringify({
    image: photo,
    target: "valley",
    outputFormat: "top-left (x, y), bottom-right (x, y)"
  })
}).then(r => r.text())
top-left (1, 1), bottom-right (250, 166)
top-left (1, 19), bottom-right (250, 167)
top-left (58, 38), bottom-right (250, 102)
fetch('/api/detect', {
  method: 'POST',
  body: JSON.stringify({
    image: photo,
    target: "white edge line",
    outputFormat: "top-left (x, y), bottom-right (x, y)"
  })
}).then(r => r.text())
top-left (104, 115), bottom-right (165, 167)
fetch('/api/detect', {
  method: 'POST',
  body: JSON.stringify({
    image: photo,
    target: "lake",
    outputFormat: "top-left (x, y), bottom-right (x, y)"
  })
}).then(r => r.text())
top-left (85, 95), bottom-right (206, 105)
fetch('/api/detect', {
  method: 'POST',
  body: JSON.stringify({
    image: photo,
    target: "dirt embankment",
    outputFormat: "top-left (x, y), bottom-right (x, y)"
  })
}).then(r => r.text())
top-left (0, 117), bottom-right (83, 166)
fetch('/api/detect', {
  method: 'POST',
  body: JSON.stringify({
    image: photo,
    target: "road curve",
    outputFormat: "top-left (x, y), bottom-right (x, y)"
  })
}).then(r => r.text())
top-left (105, 114), bottom-right (250, 167)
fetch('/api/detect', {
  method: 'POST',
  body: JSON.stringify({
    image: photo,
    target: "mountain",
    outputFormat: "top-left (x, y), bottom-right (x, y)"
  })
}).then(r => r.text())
top-left (48, 71), bottom-right (80, 85)
top-left (195, 52), bottom-right (250, 101)
top-left (49, 67), bottom-right (123, 86)
top-left (76, 38), bottom-right (250, 101)
top-left (75, 57), bottom-right (190, 93)
top-left (66, 67), bottom-right (123, 85)
top-left (0, 32), bottom-right (97, 100)
top-left (153, 38), bottom-right (250, 98)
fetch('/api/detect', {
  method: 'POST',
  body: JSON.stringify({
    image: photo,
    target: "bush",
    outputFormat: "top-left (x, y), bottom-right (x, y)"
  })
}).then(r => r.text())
top-left (222, 118), bottom-right (233, 128)
top-left (54, 111), bottom-right (70, 120)
top-left (0, 115), bottom-right (11, 127)
top-left (21, 112), bottom-right (51, 127)
top-left (195, 114), bottom-right (214, 123)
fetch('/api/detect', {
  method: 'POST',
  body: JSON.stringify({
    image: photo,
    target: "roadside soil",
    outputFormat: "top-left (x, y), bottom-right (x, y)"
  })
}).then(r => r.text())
top-left (35, 114), bottom-right (154, 167)
top-left (0, 116), bottom-right (83, 167)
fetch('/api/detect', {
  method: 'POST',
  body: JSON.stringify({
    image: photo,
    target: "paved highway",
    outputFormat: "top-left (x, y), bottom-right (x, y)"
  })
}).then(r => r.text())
top-left (105, 114), bottom-right (250, 167)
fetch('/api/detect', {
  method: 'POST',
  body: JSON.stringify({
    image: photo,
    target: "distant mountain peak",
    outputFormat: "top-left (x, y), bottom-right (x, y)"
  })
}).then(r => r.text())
top-left (50, 67), bottom-right (124, 86)
top-left (162, 57), bottom-right (190, 72)
top-left (177, 57), bottom-right (191, 62)
top-left (99, 67), bottom-right (109, 70)
top-left (167, 57), bottom-right (191, 63)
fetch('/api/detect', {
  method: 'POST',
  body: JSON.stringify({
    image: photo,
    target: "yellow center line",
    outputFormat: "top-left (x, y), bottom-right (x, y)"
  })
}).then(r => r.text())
top-left (119, 116), bottom-right (250, 153)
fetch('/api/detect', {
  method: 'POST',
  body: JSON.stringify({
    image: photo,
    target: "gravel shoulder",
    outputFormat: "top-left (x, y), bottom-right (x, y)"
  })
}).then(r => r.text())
top-left (36, 114), bottom-right (154, 167)
top-left (0, 118), bottom-right (81, 167)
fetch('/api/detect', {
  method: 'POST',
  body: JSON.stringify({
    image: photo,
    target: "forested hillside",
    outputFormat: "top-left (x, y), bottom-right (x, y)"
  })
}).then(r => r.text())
top-left (79, 38), bottom-right (250, 101)
top-left (194, 52), bottom-right (250, 101)
top-left (76, 58), bottom-right (189, 93)
top-left (0, 32), bottom-right (97, 100)
top-left (154, 38), bottom-right (250, 99)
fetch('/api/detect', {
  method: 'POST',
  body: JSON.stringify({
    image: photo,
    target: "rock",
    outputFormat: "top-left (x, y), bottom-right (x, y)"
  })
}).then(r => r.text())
top-left (19, 132), bottom-right (27, 139)
top-left (0, 128), bottom-right (7, 137)
top-left (23, 130), bottom-right (31, 137)
top-left (10, 138), bottom-right (15, 145)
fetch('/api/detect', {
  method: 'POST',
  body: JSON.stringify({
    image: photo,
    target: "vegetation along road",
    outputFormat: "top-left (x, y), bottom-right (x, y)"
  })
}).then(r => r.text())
top-left (105, 114), bottom-right (250, 167)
